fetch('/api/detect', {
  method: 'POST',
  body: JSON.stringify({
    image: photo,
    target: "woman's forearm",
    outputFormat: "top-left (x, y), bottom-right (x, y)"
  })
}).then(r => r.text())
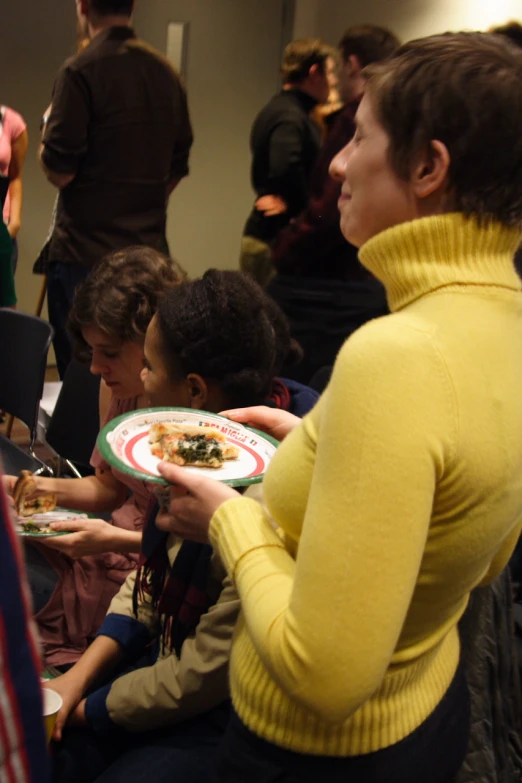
top-left (7, 178), bottom-right (22, 236)
top-left (107, 528), bottom-right (142, 554)
top-left (68, 635), bottom-right (125, 694)
top-left (37, 474), bottom-right (126, 513)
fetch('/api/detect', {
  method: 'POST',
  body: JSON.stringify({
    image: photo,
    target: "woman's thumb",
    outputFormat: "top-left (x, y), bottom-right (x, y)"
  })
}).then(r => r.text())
top-left (157, 462), bottom-right (201, 494)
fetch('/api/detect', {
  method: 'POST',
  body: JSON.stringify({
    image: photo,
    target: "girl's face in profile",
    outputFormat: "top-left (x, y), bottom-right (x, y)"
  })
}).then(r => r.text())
top-left (141, 315), bottom-right (192, 409)
top-left (82, 324), bottom-right (144, 400)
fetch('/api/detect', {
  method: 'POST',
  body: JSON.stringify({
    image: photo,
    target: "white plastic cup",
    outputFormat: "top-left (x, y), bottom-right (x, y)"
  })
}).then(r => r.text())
top-left (42, 688), bottom-right (62, 743)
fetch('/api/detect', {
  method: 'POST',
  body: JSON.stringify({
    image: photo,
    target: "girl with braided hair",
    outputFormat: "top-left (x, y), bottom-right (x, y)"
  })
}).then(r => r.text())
top-left (46, 269), bottom-right (318, 783)
top-left (142, 268), bottom-right (315, 416)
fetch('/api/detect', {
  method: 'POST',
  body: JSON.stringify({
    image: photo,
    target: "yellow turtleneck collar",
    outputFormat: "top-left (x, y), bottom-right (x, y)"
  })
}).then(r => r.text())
top-left (358, 213), bottom-right (522, 313)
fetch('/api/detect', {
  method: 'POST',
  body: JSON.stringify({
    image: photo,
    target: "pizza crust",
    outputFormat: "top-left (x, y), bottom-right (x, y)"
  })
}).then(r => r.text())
top-left (13, 471), bottom-right (57, 518)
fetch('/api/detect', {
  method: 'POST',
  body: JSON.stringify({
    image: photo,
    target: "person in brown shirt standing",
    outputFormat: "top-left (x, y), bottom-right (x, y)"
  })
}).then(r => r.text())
top-left (40, 0), bottom-right (193, 378)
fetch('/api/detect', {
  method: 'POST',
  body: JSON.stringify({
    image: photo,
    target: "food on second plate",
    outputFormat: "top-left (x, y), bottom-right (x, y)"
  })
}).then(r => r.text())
top-left (19, 521), bottom-right (54, 534)
top-left (13, 470), bottom-right (57, 517)
top-left (149, 422), bottom-right (239, 469)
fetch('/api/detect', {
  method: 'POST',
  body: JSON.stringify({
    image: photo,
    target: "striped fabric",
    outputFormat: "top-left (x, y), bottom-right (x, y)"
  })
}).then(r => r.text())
top-left (0, 476), bottom-right (50, 783)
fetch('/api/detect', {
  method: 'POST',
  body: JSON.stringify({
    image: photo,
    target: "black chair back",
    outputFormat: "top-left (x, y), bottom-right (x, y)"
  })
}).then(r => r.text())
top-left (45, 359), bottom-right (100, 473)
top-left (0, 309), bottom-right (53, 433)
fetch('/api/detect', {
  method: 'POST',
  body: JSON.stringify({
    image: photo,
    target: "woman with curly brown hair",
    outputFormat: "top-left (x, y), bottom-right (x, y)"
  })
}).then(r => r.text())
top-left (6, 245), bottom-right (184, 668)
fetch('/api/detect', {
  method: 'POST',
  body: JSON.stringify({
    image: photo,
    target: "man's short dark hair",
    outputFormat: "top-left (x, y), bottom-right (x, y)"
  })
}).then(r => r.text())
top-left (89, 0), bottom-right (134, 16)
top-left (364, 32), bottom-right (522, 227)
top-left (339, 25), bottom-right (400, 67)
top-left (281, 39), bottom-right (337, 85)
top-left (491, 20), bottom-right (522, 50)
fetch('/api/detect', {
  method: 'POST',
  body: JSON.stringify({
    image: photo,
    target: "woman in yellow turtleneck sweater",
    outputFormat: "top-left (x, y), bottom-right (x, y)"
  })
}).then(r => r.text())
top-left (156, 33), bottom-right (522, 782)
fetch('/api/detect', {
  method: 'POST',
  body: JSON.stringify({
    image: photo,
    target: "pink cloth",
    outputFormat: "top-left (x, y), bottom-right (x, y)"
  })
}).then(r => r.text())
top-left (0, 106), bottom-right (26, 224)
top-left (34, 396), bottom-right (153, 666)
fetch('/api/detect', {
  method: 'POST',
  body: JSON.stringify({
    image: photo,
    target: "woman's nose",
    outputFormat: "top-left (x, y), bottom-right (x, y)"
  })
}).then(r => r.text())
top-left (329, 140), bottom-right (351, 183)
top-left (329, 149), bottom-right (345, 182)
top-left (90, 355), bottom-right (107, 376)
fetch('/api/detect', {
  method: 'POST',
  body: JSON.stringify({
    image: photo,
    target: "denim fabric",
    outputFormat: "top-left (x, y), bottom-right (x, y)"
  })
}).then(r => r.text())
top-left (47, 262), bottom-right (90, 378)
top-left (53, 703), bottom-right (230, 783)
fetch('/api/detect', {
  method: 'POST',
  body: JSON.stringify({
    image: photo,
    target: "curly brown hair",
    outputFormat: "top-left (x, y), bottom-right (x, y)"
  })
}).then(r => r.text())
top-left (69, 246), bottom-right (185, 360)
top-left (156, 270), bottom-right (302, 409)
top-left (364, 32), bottom-right (522, 227)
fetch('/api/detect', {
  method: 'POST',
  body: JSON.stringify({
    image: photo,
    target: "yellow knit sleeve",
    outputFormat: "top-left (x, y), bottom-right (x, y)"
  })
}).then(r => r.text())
top-left (210, 318), bottom-right (458, 722)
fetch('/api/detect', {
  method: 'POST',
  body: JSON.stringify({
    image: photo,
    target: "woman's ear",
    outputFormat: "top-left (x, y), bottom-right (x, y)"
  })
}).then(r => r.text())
top-left (346, 54), bottom-right (362, 78)
top-left (412, 140), bottom-right (451, 201)
top-left (186, 374), bottom-right (208, 410)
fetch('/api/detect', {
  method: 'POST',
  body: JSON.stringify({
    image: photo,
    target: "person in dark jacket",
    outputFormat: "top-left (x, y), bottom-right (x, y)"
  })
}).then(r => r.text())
top-left (268, 25), bottom-right (399, 386)
top-left (240, 38), bottom-right (337, 287)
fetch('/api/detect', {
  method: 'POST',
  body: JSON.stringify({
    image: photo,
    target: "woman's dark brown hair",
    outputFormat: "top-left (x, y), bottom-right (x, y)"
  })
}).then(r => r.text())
top-left (69, 246), bottom-right (185, 360)
top-left (364, 32), bottom-right (522, 226)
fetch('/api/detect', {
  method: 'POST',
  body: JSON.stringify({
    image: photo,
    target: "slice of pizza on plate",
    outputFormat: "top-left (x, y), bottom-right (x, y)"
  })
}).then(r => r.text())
top-left (149, 422), bottom-right (239, 469)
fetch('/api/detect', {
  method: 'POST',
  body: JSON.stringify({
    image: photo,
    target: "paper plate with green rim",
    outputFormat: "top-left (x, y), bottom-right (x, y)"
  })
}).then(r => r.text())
top-left (97, 407), bottom-right (279, 487)
top-left (16, 510), bottom-right (89, 538)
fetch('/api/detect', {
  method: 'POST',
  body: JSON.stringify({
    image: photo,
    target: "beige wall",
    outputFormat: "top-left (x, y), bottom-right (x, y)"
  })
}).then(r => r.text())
top-left (134, 0), bottom-right (287, 278)
top-left (0, 0), bottom-right (77, 317)
top-left (317, 0), bottom-right (522, 46)
top-left (293, 0), bottom-right (320, 38)
top-left (0, 0), bottom-right (287, 322)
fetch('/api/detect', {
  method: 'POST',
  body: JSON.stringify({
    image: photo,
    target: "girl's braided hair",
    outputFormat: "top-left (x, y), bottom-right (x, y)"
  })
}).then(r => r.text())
top-left (156, 269), bottom-right (302, 408)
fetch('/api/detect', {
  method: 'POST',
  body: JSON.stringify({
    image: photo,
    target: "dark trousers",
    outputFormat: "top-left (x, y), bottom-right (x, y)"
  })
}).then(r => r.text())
top-left (47, 262), bottom-right (90, 379)
top-left (53, 703), bottom-right (229, 783)
top-left (11, 237), bottom-right (18, 273)
top-left (213, 664), bottom-right (470, 783)
top-left (267, 275), bottom-right (389, 385)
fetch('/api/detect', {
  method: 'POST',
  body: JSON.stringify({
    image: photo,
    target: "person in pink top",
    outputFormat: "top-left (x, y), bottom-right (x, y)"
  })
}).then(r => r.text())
top-left (0, 105), bottom-right (28, 272)
top-left (6, 246), bottom-right (185, 667)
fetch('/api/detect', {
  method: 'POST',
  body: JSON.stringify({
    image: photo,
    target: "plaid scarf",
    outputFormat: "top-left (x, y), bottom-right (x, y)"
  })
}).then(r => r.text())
top-left (133, 498), bottom-right (213, 657)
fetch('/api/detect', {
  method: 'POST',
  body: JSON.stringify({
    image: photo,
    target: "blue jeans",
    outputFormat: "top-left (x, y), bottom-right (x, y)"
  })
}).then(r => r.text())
top-left (52, 703), bottom-right (230, 783)
top-left (47, 262), bottom-right (90, 379)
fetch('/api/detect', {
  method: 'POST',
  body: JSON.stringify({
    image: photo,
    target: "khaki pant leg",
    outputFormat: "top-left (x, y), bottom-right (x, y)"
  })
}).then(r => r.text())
top-left (239, 236), bottom-right (275, 288)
